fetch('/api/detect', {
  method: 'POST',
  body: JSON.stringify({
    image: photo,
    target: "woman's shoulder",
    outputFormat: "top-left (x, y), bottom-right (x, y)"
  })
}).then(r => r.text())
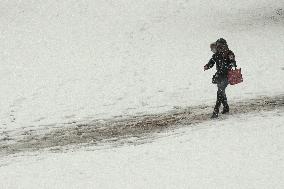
top-left (227, 50), bottom-right (235, 55)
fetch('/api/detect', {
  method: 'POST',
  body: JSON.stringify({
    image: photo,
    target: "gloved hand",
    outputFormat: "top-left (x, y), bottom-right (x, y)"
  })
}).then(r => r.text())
top-left (204, 65), bottom-right (209, 71)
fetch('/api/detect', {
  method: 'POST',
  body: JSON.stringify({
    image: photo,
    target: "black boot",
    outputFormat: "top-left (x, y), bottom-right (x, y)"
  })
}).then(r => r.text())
top-left (211, 108), bottom-right (219, 119)
top-left (221, 105), bottom-right (229, 114)
top-left (211, 112), bottom-right (218, 119)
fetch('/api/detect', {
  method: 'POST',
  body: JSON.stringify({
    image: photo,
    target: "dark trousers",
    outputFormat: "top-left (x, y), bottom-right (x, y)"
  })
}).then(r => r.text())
top-left (214, 79), bottom-right (229, 113)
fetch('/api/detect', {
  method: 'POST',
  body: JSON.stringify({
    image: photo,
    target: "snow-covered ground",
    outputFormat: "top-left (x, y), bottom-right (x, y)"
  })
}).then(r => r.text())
top-left (1, 110), bottom-right (283, 189)
top-left (0, 0), bottom-right (284, 188)
top-left (0, 0), bottom-right (283, 130)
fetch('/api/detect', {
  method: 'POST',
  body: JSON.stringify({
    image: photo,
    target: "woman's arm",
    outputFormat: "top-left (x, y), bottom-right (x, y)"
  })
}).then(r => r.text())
top-left (228, 51), bottom-right (237, 68)
top-left (204, 55), bottom-right (216, 70)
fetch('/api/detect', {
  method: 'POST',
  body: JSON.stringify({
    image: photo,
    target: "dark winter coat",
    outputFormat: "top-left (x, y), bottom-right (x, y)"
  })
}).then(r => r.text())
top-left (206, 50), bottom-right (237, 82)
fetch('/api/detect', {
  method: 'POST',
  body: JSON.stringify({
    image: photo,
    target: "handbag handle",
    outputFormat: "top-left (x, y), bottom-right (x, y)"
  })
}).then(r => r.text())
top-left (232, 66), bottom-right (238, 70)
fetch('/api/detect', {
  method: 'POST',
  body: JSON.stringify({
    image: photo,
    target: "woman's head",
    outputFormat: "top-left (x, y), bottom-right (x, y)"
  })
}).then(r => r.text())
top-left (216, 38), bottom-right (229, 53)
top-left (210, 42), bottom-right (217, 53)
top-left (216, 38), bottom-right (227, 45)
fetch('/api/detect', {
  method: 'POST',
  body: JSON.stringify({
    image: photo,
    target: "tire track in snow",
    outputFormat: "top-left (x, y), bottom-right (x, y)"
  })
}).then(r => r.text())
top-left (0, 95), bottom-right (284, 156)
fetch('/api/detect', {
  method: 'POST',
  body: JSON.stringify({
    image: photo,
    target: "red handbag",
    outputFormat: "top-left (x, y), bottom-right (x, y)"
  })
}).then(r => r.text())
top-left (228, 68), bottom-right (243, 85)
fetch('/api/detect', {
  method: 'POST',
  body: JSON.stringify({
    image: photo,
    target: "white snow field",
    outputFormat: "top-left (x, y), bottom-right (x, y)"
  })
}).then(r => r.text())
top-left (0, 110), bottom-right (284, 189)
top-left (0, 0), bottom-right (284, 188)
top-left (0, 0), bottom-right (283, 130)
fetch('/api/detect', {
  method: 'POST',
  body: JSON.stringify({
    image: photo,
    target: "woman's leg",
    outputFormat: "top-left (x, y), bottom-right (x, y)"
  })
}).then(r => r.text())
top-left (221, 81), bottom-right (229, 113)
top-left (212, 79), bottom-right (228, 118)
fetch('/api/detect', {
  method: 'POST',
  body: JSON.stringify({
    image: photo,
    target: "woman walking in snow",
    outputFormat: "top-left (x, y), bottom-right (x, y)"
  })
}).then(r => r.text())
top-left (204, 38), bottom-right (237, 118)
